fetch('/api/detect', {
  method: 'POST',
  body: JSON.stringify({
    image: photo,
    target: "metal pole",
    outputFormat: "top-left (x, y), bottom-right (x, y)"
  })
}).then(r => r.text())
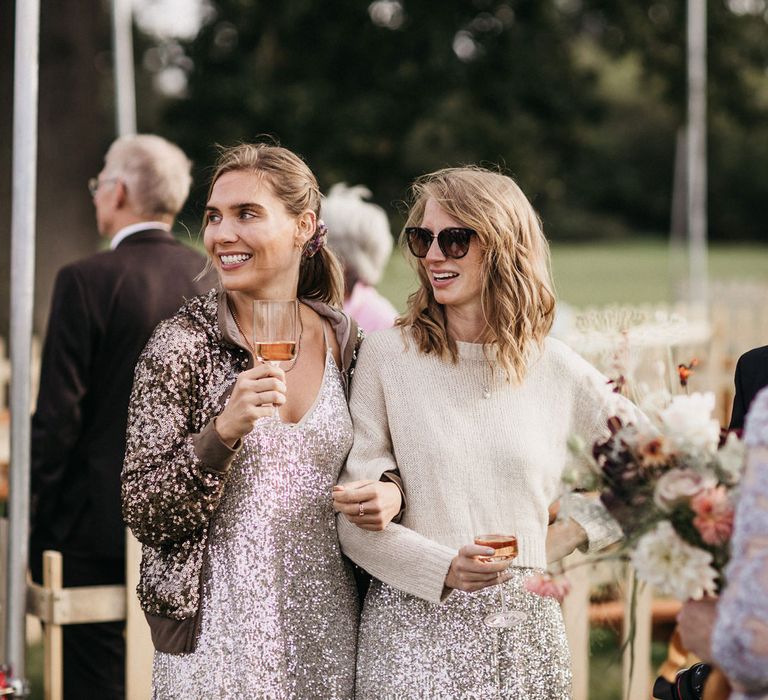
top-left (5, 0), bottom-right (41, 686)
top-left (687, 0), bottom-right (708, 308)
top-left (669, 128), bottom-right (687, 301)
top-left (111, 0), bottom-right (137, 135)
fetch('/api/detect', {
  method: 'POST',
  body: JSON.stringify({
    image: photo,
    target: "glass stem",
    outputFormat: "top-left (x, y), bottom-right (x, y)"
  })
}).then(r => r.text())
top-left (268, 360), bottom-right (280, 420)
top-left (498, 582), bottom-right (506, 612)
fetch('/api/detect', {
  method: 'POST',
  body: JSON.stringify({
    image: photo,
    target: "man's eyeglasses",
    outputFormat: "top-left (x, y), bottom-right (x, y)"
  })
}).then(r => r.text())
top-left (405, 227), bottom-right (477, 259)
top-left (87, 177), bottom-right (119, 197)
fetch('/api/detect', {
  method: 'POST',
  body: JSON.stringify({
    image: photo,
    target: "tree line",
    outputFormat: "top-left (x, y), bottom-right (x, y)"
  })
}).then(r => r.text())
top-left (151, 0), bottom-right (768, 242)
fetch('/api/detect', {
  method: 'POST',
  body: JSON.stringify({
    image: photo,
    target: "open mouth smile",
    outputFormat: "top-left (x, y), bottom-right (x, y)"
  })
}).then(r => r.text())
top-left (430, 270), bottom-right (459, 286)
top-left (219, 253), bottom-right (252, 268)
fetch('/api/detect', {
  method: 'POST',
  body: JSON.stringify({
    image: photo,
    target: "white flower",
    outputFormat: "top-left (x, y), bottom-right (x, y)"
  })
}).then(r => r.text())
top-left (630, 521), bottom-right (718, 600)
top-left (716, 432), bottom-right (746, 484)
top-left (658, 392), bottom-right (720, 458)
top-left (640, 389), bottom-right (672, 423)
top-left (653, 468), bottom-right (717, 511)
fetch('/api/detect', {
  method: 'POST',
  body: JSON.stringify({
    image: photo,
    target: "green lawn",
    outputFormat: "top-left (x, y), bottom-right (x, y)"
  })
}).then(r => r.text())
top-left (379, 240), bottom-right (768, 311)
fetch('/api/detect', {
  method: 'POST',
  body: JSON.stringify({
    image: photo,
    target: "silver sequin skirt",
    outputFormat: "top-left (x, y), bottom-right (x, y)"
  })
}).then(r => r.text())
top-left (356, 568), bottom-right (572, 700)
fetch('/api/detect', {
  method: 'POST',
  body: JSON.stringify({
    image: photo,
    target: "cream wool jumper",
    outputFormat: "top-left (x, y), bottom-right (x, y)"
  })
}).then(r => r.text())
top-left (337, 327), bottom-right (623, 604)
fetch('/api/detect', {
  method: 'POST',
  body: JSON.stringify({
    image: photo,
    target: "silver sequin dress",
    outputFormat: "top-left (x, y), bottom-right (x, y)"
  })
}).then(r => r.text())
top-left (152, 352), bottom-right (358, 699)
top-left (358, 570), bottom-right (571, 699)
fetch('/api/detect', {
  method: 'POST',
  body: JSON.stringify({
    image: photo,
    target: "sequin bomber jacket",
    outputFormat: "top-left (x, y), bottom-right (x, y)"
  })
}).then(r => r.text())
top-left (121, 288), bottom-right (362, 654)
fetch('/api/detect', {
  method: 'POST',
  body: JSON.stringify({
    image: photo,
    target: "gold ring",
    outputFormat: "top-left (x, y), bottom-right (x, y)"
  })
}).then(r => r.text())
top-left (358, 502), bottom-right (365, 517)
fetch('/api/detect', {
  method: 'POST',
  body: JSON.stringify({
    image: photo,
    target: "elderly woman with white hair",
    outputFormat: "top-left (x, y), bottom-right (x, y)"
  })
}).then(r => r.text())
top-left (322, 184), bottom-right (398, 332)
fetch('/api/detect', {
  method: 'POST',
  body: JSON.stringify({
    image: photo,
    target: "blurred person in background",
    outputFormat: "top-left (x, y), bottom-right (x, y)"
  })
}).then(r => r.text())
top-left (678, 385), bottom-right (768, 700)
top-left (322, 183), bottom-right (398, 332)
top-left (729, 344), bottom-right (768, 431)
top-left (29, 134), bottom-right (214, 699)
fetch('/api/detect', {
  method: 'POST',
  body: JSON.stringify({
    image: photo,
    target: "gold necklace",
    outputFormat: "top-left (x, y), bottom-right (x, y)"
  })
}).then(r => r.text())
top-left (228, 299), bottom-right (303, 372)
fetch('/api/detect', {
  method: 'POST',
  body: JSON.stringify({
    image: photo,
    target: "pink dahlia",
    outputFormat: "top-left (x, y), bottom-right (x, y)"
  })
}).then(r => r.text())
top-left (691, 485), bottom-right (734, 546)
top-left (524, 573), bottom-right (572, 603)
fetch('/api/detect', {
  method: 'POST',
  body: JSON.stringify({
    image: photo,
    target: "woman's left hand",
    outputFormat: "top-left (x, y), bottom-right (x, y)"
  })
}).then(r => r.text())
top-left (677, 597), bottom-right (718, 663)
top-left (332, 480), bottom-right (402, 531)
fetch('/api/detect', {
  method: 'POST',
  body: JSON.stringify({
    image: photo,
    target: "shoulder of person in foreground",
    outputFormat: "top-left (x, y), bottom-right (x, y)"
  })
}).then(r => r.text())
top-left (540, 336), bottom-right (609, 382)
top-left (139, 290), bottom-right (218, 362)
top-left (353, 326), bottom-right (412, 371)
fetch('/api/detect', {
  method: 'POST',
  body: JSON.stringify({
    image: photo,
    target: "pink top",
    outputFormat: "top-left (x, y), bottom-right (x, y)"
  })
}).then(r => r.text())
top-left (344, 283), bottom-right (398, 333)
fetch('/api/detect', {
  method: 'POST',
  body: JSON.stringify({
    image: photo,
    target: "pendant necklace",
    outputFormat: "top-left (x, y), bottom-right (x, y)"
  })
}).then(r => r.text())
top-left (482, 361), bottom-right (494, 399)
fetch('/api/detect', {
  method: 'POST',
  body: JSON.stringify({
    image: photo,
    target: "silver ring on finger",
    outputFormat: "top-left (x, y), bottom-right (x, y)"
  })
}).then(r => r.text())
top-left (358, 502), bottom-right (365, 517)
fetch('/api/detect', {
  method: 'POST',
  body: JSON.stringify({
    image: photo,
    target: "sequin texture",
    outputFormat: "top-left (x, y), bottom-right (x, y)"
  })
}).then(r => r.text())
top-left (152, 352), bottom-right (358, 698)
top-left (357, 568), bottom-right (571, 699)
top-left (123, 290), bottom-right (245, 620)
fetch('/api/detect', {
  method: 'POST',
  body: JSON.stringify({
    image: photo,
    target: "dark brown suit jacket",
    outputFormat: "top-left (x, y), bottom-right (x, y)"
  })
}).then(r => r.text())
top-left (30, 228), bottom-right (216, 560)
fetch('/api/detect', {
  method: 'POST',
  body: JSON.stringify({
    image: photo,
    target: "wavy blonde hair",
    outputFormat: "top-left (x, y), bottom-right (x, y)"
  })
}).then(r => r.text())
top-left (204, 143), bottom-right (344, 306)
top-left (398, 166), bottom-right (556, 383)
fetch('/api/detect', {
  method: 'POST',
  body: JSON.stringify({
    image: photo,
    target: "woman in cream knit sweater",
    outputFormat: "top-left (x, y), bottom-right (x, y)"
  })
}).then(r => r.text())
top-left (333, 167), bottom-right (626, 699)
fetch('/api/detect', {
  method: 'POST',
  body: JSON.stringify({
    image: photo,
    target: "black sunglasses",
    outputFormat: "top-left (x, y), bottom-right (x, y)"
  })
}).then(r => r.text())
top-left (405, 227), bottom-right (477, 259)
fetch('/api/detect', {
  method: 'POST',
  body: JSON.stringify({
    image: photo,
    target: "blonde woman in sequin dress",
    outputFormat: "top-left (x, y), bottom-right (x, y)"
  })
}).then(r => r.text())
top-left (334, 167), bottom-right (629, 699)
top-left (122, 144), bottom-right (402, 699)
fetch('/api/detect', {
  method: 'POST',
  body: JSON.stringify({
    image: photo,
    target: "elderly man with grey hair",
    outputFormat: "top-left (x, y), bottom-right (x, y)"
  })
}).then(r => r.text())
top-left (322, 183), bottom-right (398, 332)
top-left (30, 134), bottom-right (214, 699)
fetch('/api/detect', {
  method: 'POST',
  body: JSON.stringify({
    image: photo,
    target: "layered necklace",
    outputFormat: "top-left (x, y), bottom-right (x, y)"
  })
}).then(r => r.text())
top-left (228, 299), bottom-right (304, 373)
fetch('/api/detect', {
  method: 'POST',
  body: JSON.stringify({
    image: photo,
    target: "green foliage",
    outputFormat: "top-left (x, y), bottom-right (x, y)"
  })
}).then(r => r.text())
top-left (575, 0), bottom-right (768, 240)
top-left (150, 0), bottom-right (768, 242)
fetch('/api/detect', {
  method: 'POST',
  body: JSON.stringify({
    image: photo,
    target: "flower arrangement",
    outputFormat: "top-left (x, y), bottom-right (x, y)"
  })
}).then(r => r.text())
top-left (564, 384), bottom-right (744, 601)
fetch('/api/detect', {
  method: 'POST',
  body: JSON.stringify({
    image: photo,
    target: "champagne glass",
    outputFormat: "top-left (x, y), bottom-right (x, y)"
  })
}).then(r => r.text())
top-left (474, 533), bottom-right (527, 628)
top-left (252, 300), bottom-right (299, 417)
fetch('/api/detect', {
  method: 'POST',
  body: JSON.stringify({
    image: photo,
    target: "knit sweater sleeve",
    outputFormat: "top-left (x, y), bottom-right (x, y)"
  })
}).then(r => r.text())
top-left (557, 341), bottom-right (631, 554)
top-left (337, 333), bottom-right (457, 603)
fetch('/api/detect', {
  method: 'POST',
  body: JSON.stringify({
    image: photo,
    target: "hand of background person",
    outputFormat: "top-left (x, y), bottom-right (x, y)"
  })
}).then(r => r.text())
top-left (332, 480), bottom-right (402, 531)
top-left (677, 597), bottom-right (718, 663)
top-left (545, 518), bottom-right (588, 564)
top-left (444, 544), bottom-right (513, 593)
top-left (214, 364), bottom-right (287, 447)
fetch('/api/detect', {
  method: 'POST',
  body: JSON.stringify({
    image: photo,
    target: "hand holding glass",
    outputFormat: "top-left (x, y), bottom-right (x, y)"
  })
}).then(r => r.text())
top-left (474, 534), bottom-right (527, 628)
top-left (252, 300), bottom-right (299, 417)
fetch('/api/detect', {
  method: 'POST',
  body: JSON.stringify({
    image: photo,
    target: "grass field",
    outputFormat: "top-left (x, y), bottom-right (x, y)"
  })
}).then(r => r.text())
top-left (379, 239), bottom-right (768, 310)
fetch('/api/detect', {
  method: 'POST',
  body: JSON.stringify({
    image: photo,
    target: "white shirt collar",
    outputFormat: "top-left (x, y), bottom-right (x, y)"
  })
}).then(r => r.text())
top-left (110, 221), bottom-right (171, 250)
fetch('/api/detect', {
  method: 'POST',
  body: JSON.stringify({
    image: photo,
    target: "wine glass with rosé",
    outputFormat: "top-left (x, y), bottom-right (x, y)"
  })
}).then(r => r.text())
top-left (252, 300), bottom-right (299, 417)
top-left (474, 533), bottom-right (527, 628)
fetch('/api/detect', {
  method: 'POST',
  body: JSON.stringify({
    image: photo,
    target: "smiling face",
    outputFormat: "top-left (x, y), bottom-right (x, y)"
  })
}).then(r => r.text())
top-left (419, 197), bottom-right (484, 317)
top-left (203, 170), bottom-right (314, 298)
